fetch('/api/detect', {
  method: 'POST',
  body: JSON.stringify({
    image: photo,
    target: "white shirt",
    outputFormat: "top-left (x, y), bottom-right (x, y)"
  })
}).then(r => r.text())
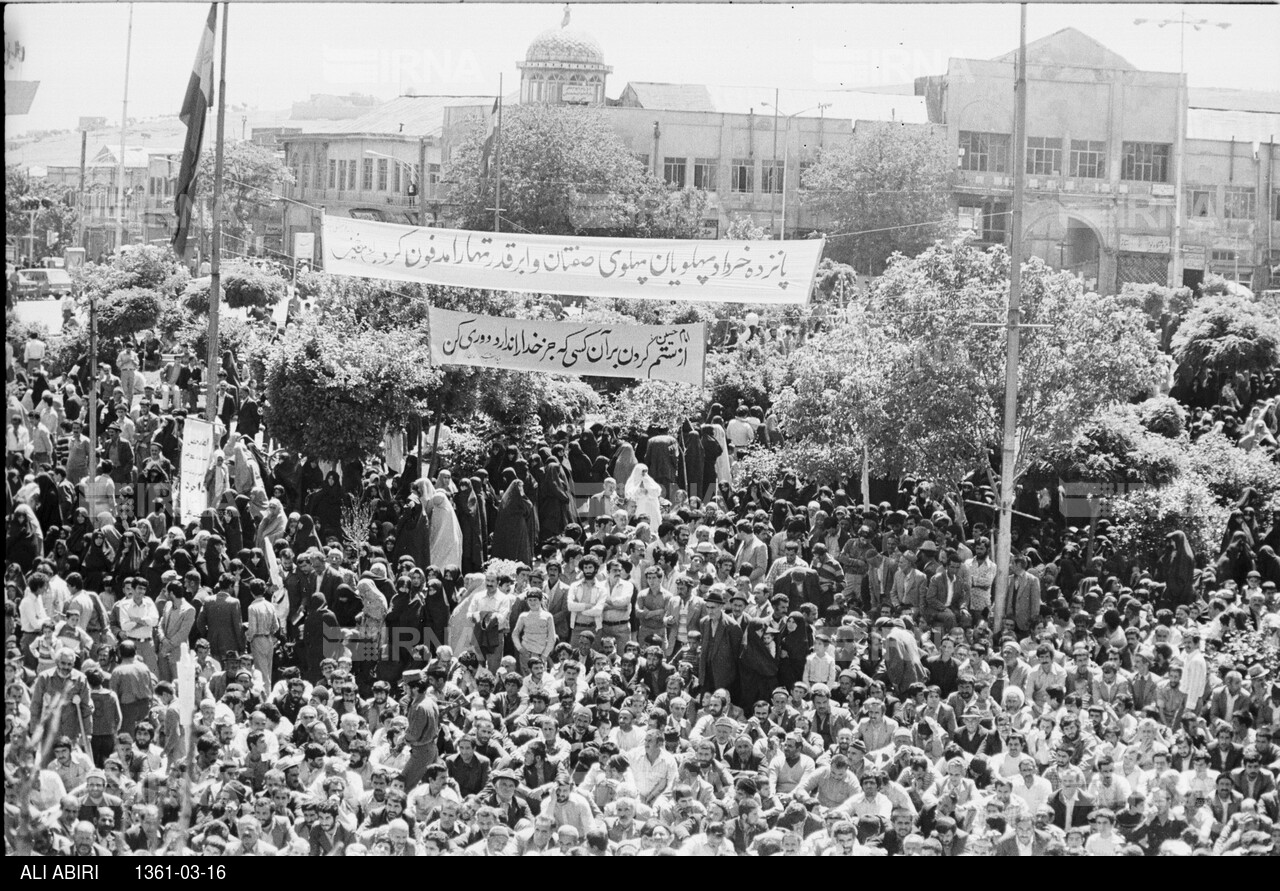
top-left (119, 596), bottom-right (160, 638)
top-left (626, 747), bottom-right (678, 800)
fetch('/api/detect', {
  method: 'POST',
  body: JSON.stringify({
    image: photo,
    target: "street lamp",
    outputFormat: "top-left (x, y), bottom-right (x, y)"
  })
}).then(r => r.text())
top-left (762, 101), bottom-right (831, 239)
top-left (1135, 11), bottom-right (1232, 288)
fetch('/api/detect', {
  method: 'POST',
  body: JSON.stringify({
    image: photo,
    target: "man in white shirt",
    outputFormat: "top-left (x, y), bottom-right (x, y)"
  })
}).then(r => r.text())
top-left (627, 729), bottom-right (678, 806)
top-left (1012, 756), bottom-right (1052, 814)
top-left (118, 577), bottom-right (161, 674)
top-left (1178, 633), bottom-right (1208, 715)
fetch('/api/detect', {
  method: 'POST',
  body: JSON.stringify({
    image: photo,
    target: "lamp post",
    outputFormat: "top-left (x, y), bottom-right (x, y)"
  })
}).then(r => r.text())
top-left (1134, 10), bottom-right (1231, 288)
top-left (761, 101), bottom-right (831, 239)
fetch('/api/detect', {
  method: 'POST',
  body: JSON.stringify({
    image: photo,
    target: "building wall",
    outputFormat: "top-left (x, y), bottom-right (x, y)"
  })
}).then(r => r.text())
top-left (938, 57), bottom-right (1185, 292)
top-left (1183, 136), bottom-right (1280, 287)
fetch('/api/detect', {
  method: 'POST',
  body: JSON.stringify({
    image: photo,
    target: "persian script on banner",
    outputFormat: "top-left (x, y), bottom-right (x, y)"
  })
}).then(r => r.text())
top-left (323, 216), bottom-right (821, 305)
top-left (178, 419), bottom-right (215, 523)
top-left (428, 307), bottom-right (706, 385)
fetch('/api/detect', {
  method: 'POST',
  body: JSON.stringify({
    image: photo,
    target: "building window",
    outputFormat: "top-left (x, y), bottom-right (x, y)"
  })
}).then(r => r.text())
top-left (693, 158), bottom-right (718, 191)
top-left (663, 156), bottom-right (687, 188)
top-left (328, 160), bottom-right (337, 189)
top-left (1211, 249), bottom-right (1237, 262)
top-left (960, 199), bottom-right (1009, 243)
top-left (301, 160), bottom-right (311, 190)
top-left (958, 131), bottom-right (1010, 173)
top-left (1187, 187), bottom-right (1213, 218)
top-left (393, 162), bottom-right (400, 194)
top-left (376, 159), bottom-right (388, 192)
top-left (731, 158), bottom-right (754, 193)
top-left (361, 158), bottom-right (373, 191)
top-left (1274, 190), bottom-right (1280, 222)
top-left (1026, 137), bottom-right (1063, 176)
top-left (348, 160), bottom-right (357, 191)
top-left (798, 160), bottom-right (814, 189)
top-left (1121, 142), bottom-right (1170, 183)
top-left (1223, 186), bottom-right (1256, 220)
top-left (428, 163), bottom-right (440, 185)
top-left (762, 160), bottom-right (785, 194)
top-left (1069, 140), bottom-right (1106, 179)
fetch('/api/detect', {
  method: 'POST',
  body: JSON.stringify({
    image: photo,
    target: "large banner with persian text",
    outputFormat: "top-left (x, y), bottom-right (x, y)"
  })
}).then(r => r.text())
top-left (322, 216), bottom-right (820, 304)
top-left (428, 307), bottom-right (705, 385)
top-left (178, 418), bottom-right (215, 523)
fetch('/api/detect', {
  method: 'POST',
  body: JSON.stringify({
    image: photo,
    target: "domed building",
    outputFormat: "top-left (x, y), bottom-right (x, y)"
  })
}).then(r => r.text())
top-left (518, 25), bottom-right (611, 106)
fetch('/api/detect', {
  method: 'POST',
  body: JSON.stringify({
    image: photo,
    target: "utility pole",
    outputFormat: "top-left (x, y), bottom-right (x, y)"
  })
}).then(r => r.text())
top-left (206, 3), bottom-right (229, 423)
top-left (87, 294), bottom-right (98, 489)
top-left (992, 4), bottom-right (1029, 625)
top-left (114, 3), bottom-right (134, 252)
top-left (77, 128), bottom-right (87, 248)
top-left (770, 87), bottom-right (780, 238)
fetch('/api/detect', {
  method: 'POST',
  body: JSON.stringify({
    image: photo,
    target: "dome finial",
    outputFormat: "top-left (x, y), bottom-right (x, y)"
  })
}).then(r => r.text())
top-left (562, 4), bottom-right (570, 28)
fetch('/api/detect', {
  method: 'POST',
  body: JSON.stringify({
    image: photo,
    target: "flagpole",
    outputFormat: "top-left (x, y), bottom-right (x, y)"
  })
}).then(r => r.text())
top-left (206, 2), bottom-right (229, 424)
top-left (493, 74), bottom-right (503, 233)
top-left (114, 3), bottom-right (134, 252)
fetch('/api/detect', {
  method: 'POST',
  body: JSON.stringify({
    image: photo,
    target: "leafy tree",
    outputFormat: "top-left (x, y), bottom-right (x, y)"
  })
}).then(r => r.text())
top-left (1104, 475), bottom-right (1229, 569)
top-left (1186, 431), bottom-right (1280, 526)
top-left (1043, 403), bottom-right (1187, 485)
top-left (1171, 294), bottom-right (1280, 397)
top-left (443, 104), bottom-right (707, 237)
top-left (94, 287), bottom-right (166, 342)
top-left (262, 321), bottom-right (440, 463)
top-left (775, 240), bottom-right (1163, 491)
top-left (603, 380), bottom-right (709, 437)
top-left (5, 165), bottom-right (79, 264)
top-left (801, 122), bottom-right (954, 273)
top-left (74, 244), bottom-right (190, 301)
top-left (1136, 396), bottom-right (1186, 439)
top-left (182, 259), bottom-right (287, 313)
top-left (194, 140), bottom-right (294, 252)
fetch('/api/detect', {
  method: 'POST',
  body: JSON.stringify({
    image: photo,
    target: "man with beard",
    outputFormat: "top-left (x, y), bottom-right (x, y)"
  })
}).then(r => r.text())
top-left (30, 647), bottom-right (93, 747)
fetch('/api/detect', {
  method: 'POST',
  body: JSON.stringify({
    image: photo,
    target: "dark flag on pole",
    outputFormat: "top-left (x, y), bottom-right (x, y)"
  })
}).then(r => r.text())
top-left (172, 4), bottom-right (216, 257)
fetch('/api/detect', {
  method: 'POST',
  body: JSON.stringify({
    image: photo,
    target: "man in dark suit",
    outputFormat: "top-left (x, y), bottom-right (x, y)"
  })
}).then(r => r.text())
top-left (1049, 768), bottom-right (1094, 830)
top-left (1208, 723), bottom-right (1245, 773)
top-left (994, 813), bottom-right (1053, 856)
top-left (1203, 671), bottom-right (1252, 725)
top-left (773, 565), bottom-right (822, 614)
top-left (698, 588), bottom-right (743, 696)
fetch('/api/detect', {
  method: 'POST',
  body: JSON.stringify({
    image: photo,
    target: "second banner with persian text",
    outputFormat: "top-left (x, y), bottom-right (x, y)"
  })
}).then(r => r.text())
top-left (323, 216), bottom-right (821, 304)
top-left (428, 307), bottom-right (706, 385)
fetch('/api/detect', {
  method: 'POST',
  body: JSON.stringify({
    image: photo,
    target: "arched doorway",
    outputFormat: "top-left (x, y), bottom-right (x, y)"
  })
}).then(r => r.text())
top-left (1064, 216), bottom-right (1101, 289)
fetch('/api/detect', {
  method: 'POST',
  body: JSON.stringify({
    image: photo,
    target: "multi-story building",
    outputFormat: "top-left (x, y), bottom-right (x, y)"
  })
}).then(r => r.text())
top-left (43, 143), bottom-right (182, 257)
top-left (277, 94), bottom-right (500, 252)
top-left (917, 27), bottom-right (1279, 292)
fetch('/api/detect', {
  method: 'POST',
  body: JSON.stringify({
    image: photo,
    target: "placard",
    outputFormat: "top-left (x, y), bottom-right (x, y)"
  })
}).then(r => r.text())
top-left (429, 306), bottom-right (705, 384)
top-left (323, 216), bottom-right (820, 304)
top-left (178, 418), bottom-right (215, 523)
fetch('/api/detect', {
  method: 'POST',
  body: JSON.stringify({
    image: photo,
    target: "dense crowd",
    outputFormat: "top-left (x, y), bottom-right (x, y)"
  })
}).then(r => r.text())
top-left (5, 324), bottom-right (1280, 857)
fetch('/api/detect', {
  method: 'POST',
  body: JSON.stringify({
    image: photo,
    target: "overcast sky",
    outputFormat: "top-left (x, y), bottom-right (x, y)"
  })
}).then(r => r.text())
top-left (6, 2), bottom-right (1278, 135)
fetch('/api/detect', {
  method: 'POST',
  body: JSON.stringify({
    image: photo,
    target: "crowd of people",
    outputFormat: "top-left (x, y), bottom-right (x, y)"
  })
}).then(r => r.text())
top-left (5, 321), bottom-right (1280, 858)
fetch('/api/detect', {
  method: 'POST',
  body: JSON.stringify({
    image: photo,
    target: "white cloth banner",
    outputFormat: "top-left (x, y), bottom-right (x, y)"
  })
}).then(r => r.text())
top-left (429, 306), bottom-right (706, 385)
top-left (323, 216), bottom-right (821, 304)
top-left (178, 418), bottom-right (215, 523)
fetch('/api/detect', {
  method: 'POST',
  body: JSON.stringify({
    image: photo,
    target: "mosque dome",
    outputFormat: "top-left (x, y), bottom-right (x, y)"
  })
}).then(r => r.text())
top-left (524, 28), bottom-right (606, 66)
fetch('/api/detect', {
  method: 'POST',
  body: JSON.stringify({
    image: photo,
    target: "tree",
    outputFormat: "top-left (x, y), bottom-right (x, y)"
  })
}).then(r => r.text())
top-left (775, 240), bottom-right (1164, 492)
top-left (262, 321), bottom-right (441, 463)
top-left (1171, 294), bottom-right (1280, 399)
top-left (801, 122), bottom-right (954, 273)
top-left (74, 244), bottom-right (190, 301)
top-left (182, 259), bottom-right (287, 313)
top-left (6, 165), bottom-right (80, 264)
top-left (1042, 403), bottom-right (1188, 486)
top-left (1104, 475), bottom-right (1229, 569)
top-left (94, 287), bottom-right (166, 342)
top-left (443, 104), bottom-right (707, 237)
top-left (194, 140), bottom-right (293, 253)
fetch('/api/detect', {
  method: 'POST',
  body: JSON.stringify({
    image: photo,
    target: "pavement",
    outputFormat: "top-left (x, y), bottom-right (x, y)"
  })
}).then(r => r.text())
top-left (11, 297), bottom-right (68, 335)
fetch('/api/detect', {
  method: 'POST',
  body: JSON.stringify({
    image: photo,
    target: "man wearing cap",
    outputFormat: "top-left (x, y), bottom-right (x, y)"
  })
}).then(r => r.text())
top-left (698, 587), bottom-right (743, 697)
top-left (478, 768), bottom-right (534, 830)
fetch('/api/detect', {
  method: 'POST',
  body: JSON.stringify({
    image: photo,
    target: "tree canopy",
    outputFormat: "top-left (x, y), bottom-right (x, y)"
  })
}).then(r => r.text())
top-left (443, 104), bottom-right (708, 237)
top-left (801, 122), bottom-right (954, 273)
top-left (774, 239), bottom-right (1164, 489)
